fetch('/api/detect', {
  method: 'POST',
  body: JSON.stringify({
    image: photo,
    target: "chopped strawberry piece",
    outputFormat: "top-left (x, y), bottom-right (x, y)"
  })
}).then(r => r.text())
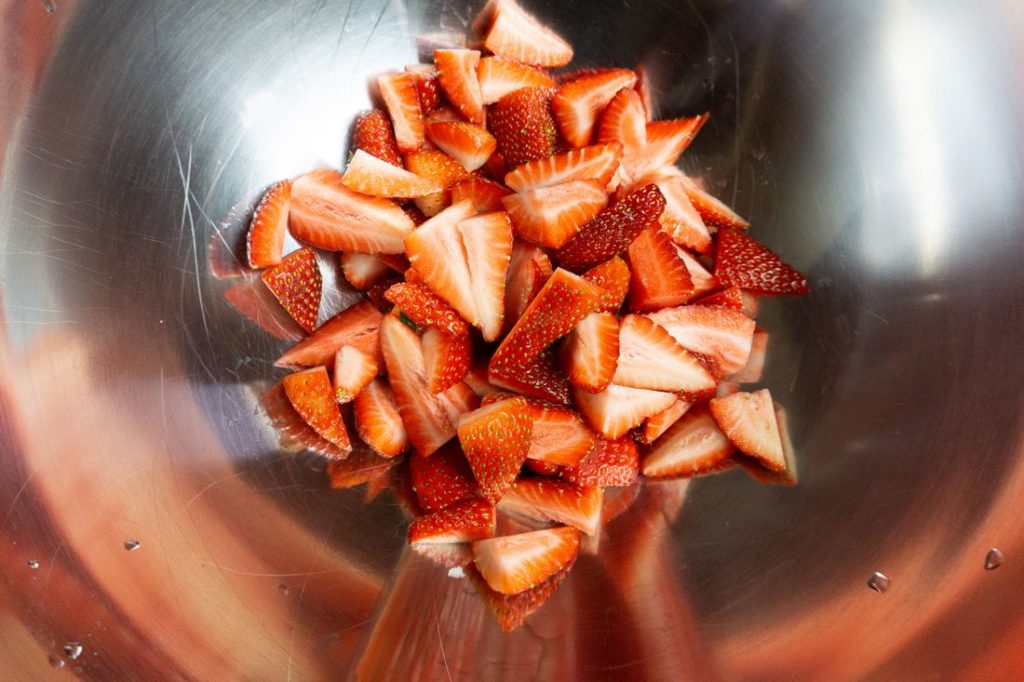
top-left (340, 253), bottom-right (394, 290)
top-left (573, 383), bottom-right (676, 440)
top-left (458, 211), bottom-right (514, 342)
top-left (326, 447), bottom-right (398, 487)
top-left (223, 274), bottom-right (305, 342)
top-left (490, 348), bottom-right (571, 404)
top-left (450, 177), bottom-right (511, 213)
top-left (730, 326), bottom-right (769, 383)
top-left (478, 56), bottom-right (556, 105)
top-left (637, 398), bottom-right (692, 444)
top-left (282, 366), bottom-right (352, 452)
top-left (276, 300), bottom-right (382, 369)
top-left (425, 121), bottom-right (497, 172)
top-left (262, 383), bottom-right (349, 459)
top-left (639, 113), bottom-right (709, 173)
top-left (676, 246), bottom-right (718, 299)
top-left (710, 389), bottom-right (785, 472)
top-left (714, 228), bottom-right (810, 295)
top-left (378, 72), bottom-right (426, 153)
top-left (261, 247), bottom-right (322, 333)
top-left (596, 87), bottom-right (647, 181)
top-left (333, 345), bottom-right (378, 402)
top-left (679, 175), bottom-right (749, 231)
top-left (384, 281), bottom-right (469, 335)
top-left (289, 168), bottom-right (415, 254)
top-left (502, 179), bottom-right (607, 248)
top-left (499, 479), bottom-right (603, 535)
top-left (625, 228), bottom-right (694, 312)
top-left (488, 87), bottom-right (559, 169)
top-left (478, 0), bottom-right (573, 68)
top-left (504, 241), bottom-right (553, 331)
top-left (434, 49), bottom-right (485, 126)
top-left (693, 285), bottom-right (745, 311)
top-left (582, 256), bottom-right (631, 313)
top-left (738, 402), bottom-right (797, 485)
top-left (247, 180), bottom-right (291, 268)
top-left (551, 69), bottom-right (637, 147)
top-left (352, 109), bottom-right (403, 167)
top-left (524, 400), bottom-right (597, 466)
top-left (409, 497), bottom-right (496, 545)
top-left (613, 314), bottom-right (718, 395)
top-left (342, 150), bottom-right (443, 198)
top-left (458, 397), bottom-right (534, 503)
top-left (354, 378), bottom-right (409, 457)
top-left (556, 183), bottom-right (666, 272)
top-left (562, 436), bottom-right (639, 488)
top-left (504, 143), bottom-right (623, 193)
top-left (404, 149), bottom-right (474, 217)
top-left (409, 441), bottom-right (479, 512)
top-left (404, 64), bottom-right (444, 115)
top-left (646, 304), bottom-right (756, 376)
top-left (641, 406), bottom-right (735, 479)
top-left (561, 312), bottom-right (619, 393)
top-left (635, 167), bottom-right (712, 253)
top-left (469, 554), bottom-right (574, 631)
top-left (472, 526), bottom-right (580, 595)
top-left (422, 327), bottom-right (472, 394)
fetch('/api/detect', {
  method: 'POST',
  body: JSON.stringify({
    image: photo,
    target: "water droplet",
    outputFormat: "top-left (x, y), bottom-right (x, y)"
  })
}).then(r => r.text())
top-left (867, 571), bottom-right (891, 593)
top-left (27, 559), bottom-right (39, 570)
top-left (447, 566), bottom-right (465, 579)
top-left (985, 548), bottom-right (1004, 571)
top-left (123, 539), bottom-right (140, 552)
top-left (63, 642), bottom-right (83, 659)
top-left (47, 654), bottom-right (65, 668)
top-left (42, 0), bottom-right (56, 13)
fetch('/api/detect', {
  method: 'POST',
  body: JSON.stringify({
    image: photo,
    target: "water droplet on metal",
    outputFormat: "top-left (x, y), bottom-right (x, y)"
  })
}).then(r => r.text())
top-left (47, 654), bottom-right (65, 668)
top-left (63, 642), bottom-right (83, 660)
top-left (985, 548), bottom-right (1004, 571)
top-left (447, 566), bottom-right (465, 579)
top-left (867, 571), bottom-right (891, 593)
top-left (42, 0), bottom-right (56, 13)
top-left (27, 559), bottom-right (39, 570)
top-left (123, 539), bottom-right (140, 552)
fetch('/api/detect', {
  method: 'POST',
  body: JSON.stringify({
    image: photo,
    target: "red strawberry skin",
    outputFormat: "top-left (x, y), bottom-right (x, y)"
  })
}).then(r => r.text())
top-left (457, 397), bottom-right (534, 503)
top-left (409, 497), bottom-right (496, 545)
top-left (260, 247), bottom-right (322, 333)
top-left (714, 228), bottom-right (810, 295)
top-left (384, 281), bottom-right (469, 335)
top-left (410, 441), bottom-right (479, 513)
top-left (353, 109), bottom-right (403, 167)
top-left (281, 366), bottom-right (352, 452)
top-left (490, 348), bottom-right (572, 405)
top-left (582, 256), bottom-right (631, 313)
top-left (488, 87), bottom-right (559, 169)
top-left (562, 436), bottom-right (639, 488)
top-left (247, 180), bottom-right (291, 269)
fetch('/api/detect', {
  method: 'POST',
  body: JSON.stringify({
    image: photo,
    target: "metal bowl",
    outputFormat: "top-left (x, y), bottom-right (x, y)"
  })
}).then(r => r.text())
top-left (2, 0), bottom-right (1023, 678)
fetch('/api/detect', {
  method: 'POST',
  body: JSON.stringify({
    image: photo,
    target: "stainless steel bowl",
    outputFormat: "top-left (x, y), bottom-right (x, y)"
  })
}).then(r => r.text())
top-left (3, 0), bottom-right (1024, 678)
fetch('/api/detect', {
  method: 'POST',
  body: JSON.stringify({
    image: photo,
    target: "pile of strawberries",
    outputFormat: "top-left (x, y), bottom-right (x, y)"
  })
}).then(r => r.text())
top-left (239, 0), bottom-right (808, 631)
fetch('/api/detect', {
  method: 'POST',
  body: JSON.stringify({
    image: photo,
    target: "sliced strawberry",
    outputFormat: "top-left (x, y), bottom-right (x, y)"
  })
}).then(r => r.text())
top-left (260, 247), bottom-right (322, 333)
top-left (352, 109), bottom-right (403, 167)
top-left (479, 0), bottom-right (573, 68)
top-left (635, 64), bottom-right (655, 121)
top-left (262, 383), bottom-right (348, 458)
top-left (434, 49), bottom-right (485, 125)
top-left (425, 121), bottom-right (497, 172)
top-left (380, 314), bottom-right (475, 456)
top-left (503, 241), bottom-right (552, 331)
top-left (340, 253), bottom-right (392, 290)
top-left (693, 285), bottom-right (745, 310)
top-left (613, 315), bottom-right (718, 395)
top-left (499, 479), bottom-right (603, 535)
top-left (582, 256), bottom-right (631, 313)
top-left (341, 150), bottom-right (442, 199)
top-left (409, 497), bottom-right (496, 545)
top-left (451, 177), bottom-right (511, 212)
top-left (333, 345), bottom-right (378, 402)
top-left (551, 69), bottom-right (638, 147)
top-left (325, 446), bottom-right (397, 487)
top-left (384, 281), bottom-right (468, 335)
top-left (488, 87), bottom-right (559, 169)
top-left (625, 228), bottom-right (694, 312)
top-left (573, 383), bottom-right (676, 440)
top-left (404, 149), bottom-right (473, 217)
top-left (676, 246), bottom-right (717, 299)
top-left (378, 72), bottom-right (426, 153)
top-left (714, 228), bottom-right (810, 295)
top-left (478, 56), bottom-right (556, 104)
top-left (490, 348), bottom-right (572, 405)
top-left (247, 179), bottom-right (291, 268)
top-left (282, 366), bottom-right (352, 451)
top-left (457, 397), bottom-right (534, 503)
top-left (354, 378), bottom-right (408, 457)
top-left (525, 400), bottom-right (596, 466)
top-left (561, 312), bottom-right (619, 393)
top-left (422, 327), bottom-right (472, 394)
top-left (561, 436), bottom-right (639, 487)
top-left (404, 64), bottom-right (444, 115)
top-left (289, 168), bottom-right (415, 253)
top-left (468, 556), bottom-right (574, 631)
top-left (637, 398), bottom-right (692, 444)
top-left (730, 326), bottom-right (769, 383)
top-left (458, 211), bottom-right (514, 341)
top-left (504, 143), bottom-right (623, 192)
top-left (738, 402), bottom-right (797, 485)
top-left (710, 389), bottom-right (785, 471)
top-left (555, 183), bottom-right (665, 272)
top-left (276, 300), bottom-right (382, 369)
top-left (642, 406), bottom-right (734, 478)
top-left (635, 167), bottom-right (712, 253)
top-left (679, 175), bottom-right (749, 231)
top-left (501, 179), bottom-right (607, 248)
top-left (473, 525), bottom-right (579, 595)
top-left (409, 441), bottom-right (479, 512)
top-left (646, 304), bottom-right (755, 376)
top-left (596, 87), bottom-right (647, 181)
top-left (223, 274), bottom-right (304, 342)
top-left (640, 113), bottom-right (709, 173)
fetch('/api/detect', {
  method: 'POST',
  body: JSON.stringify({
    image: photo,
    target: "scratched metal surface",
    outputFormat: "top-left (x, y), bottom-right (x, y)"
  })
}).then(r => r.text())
top-left (1, 0), bottom-right (1024, 679)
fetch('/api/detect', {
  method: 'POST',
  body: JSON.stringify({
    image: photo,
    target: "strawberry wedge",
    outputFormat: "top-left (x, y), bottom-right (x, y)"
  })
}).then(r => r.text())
top-left (573, 383), bottom-right (676, 440)
top-left (613, 315), bottom-right (718, 395)
top-left (478, 56), bottom-right (556, 104)
top-left (435, 49), bottom-right (485, 126)
top-left (457, 397), bottom-right (534, 503)
top-left (425, 121), bottom-right (497, 172)
top-left (247, 180), bottom-right (291, 268)
top-left (525, 400), bottom-right (597, 466)
top-left (642, 406), bottom-right (736, 478)
top-left (473, 526), bottom-right (580, 595)
top-left (409, 497), bottom-right (496, 545)
top-left (276, 300), bottom-right (382, 369)
top-left (561, 312), bottom-right (619, 393)
top-left (646, 305), bottom-right (756, 376)
top-left (354, 378), bottom-right (409, 457)
top-left (499, 479), bottom-right (603, 535)
top-left (478, 0), bottom-right (574, 68)
top-left (551, 69), bottom-right (637, 147)
top-left (502, 180), bottom-right (608, 248)
top-left (504, 143), bottom-right (623, 192)
top-left (709, 389), bottom-right (786, 472)
top-left (341, 150), bottom-right (443, 198)
top-left (378, 72), bottom-right (425, 153)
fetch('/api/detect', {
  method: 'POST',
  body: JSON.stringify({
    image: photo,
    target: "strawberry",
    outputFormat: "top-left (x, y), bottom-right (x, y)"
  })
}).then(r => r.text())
top-left (501, 179), bottom-right (607, 248)
top-left (478, 56), bottom-right (556, 105)
top-left (282, 366), bottom-right (352, 452)
top-left (409, 497), bottom-right (496, 545)
top-left (341, 150), bottom-right (443, 198)
top-left (352, 109), bottom-right (403, 167)
top-left (555, 183), bottom-right (666, 272)
top-left (457, 397), bottom-right (534, 503)
top-left (642, 406), bottom-right (735, 478)
top-left (625, 228), bottom-right (694, 312)
top-left (596, 87), bottom-right (647, 181)
top-left (499, 479), bottom-right (603, 535)
top-left (490, 348), bottom-right (572, 405)
top-left (561, 312), bottom-right (619, 393)
top-left (275, 300), bottom-right (382, 369)
top-left (404, 149), bottom-right (473, 217)
top-left (384, 281), bottom-right (469, 335)
top-left (409, 441), bottom-right (479, 512)
top-left (613, 314), bottom-right (718, 395)
top-left (260, 247), bottom-right (322, 333)
top-left (468, 557), bottom-right (575, 631)
top-left (434, 49), bottom-right (485, 125)
top-left (637, 398), bottom-right (692, 444)
top-left (503, 241), bottom-right (553, 331)
top-left (551, 69), bottom-right (637, 147)
top-left (326, 447), bottom-right (398, 487)
top-left (354, 378), bottom-right (409, 457)
top-left (488, 87), bottom-right (559, 169)
top-left (634, 64), bottom-right (655, 121)
top-left (634, 167), bottom-right (712, 253)
top-left (472, 526), bottom-right (580, 594)
top-left (223, 275), bottom-right (305, 342)
top-left (289, 168), bottom-right (415, 254)
top-left (524, 400), bottom-right (597, 466)
top-left (646, 304), bottom-right (755, 376)
top-left (425, 121), bottom-right (497, 171)
top-left (458, 211), bottom-right (514, 341)
top-left (403, 201), bottom-right (479, 321)
top-left (333, 345), bottom-right (378, 402)
top-left (525, 459), bottom-right (562, 477)
top-left (561, 436), bottom-right (639, 488)
top-left (676, 246), bottom-right (718, 299)
top-left (713, 228), bottom-right (810, 295)
top-left (504, 143), bottom-right (623, 192)
top-left (422, 327), bottom-right (472, 394)
top-left (246, 179), bottom-right (291, 268)
top-left (404, 64), bottom-right (444, 115)
top-left (262, 383), bottom-right (349, 459)
top-left (738, 402), bottom-right (797, 485)
top-left (478, 0), bottom-right (574, 68)
top-left (340, 253), bottom-right (394, 290)
top-left (730, 326), bottom-right (769, 383)
top-left (639, 113), bottom-right (709, 174)
top-left (581, 256), bottom-right (631, 314)
top-left (450, 177), bottom-right (511, 212)
top-left (378, 72), bottom-right (426, 153)
top-left (709, 389), bottom-right (785, 471)
top-left (693, 285), bottom-right (745, 311)
top-left (380, 314), bottom-right (477, 456)
top-left (573, 383), bottom-right (676, 440)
